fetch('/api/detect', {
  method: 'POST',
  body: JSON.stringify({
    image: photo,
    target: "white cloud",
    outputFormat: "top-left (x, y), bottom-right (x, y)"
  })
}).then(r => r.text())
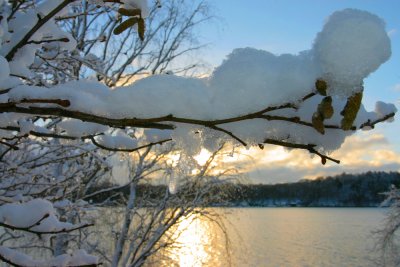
top-left (388, 29), bottom-right (397, 37)
top-left (223, 132), bottom-right (400, 184)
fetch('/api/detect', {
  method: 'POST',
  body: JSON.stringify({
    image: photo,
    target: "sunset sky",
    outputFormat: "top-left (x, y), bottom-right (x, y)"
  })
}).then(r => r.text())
top-left (196, 0), bottom-right (400, 183)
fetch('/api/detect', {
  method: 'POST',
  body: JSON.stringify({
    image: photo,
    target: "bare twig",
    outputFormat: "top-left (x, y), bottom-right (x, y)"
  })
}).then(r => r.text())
top-left (359, 113), bottom-right (395, 129)
top-left (0, 140), bottom-right (18, 150)
top-left (90, 136), bottom-right (172, 152)
top-left (263, 138), bottom-right (340, 164)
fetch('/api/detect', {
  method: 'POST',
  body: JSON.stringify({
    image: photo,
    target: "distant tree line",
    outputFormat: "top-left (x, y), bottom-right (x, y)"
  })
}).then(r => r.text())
top-left (231, 171), bottom-right (400, 207)
top-left (87, 171), bottom-right (400, 207)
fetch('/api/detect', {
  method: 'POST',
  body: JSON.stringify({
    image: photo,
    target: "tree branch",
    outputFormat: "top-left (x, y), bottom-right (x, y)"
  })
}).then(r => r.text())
top-left (1, 90), bottom-right (394, 162)
top-left (0, 140), bottom-right (19, 150)
top-left (359, 113), bottom-right (395, 129)
top-left (90, 136), bottom-right (172, 152)
top-left (0, 125), bottom-right (173, 153)
top-left (1, 91), bottom-right (317, 132)
top-left (262, 139), bottom-right (340, 164)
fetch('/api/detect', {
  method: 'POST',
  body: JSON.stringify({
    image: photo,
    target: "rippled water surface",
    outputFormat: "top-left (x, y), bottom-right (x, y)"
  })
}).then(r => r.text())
top-left (159, 208), bottom-right (387, 267)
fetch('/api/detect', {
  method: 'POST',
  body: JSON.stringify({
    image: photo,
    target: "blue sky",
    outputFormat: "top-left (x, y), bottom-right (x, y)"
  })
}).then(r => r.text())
top-left (195, 0), bottom-right (400, 182)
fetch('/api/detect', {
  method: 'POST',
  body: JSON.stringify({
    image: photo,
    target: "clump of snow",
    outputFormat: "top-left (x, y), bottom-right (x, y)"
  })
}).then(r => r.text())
top-left (0, 199), bottom-right (73, 232)
top-left (0, 76), bottom-right (22, 89)
top-left (0, 246), bottom-right (98, 267)
top-left (375, 101), bottom-right (397, 122)
top-left (209, 49), bottom-right (318, 116)
top-left (0, 113), bottom-right (30, 128)
top-left (95, 130), bottom-right (138, 149)
top-left (18, 119), bottom-right (35, 135)
top-left (116, 75), bottom-right (212, 119)
top-left (143, 129), bottom-right (173, 143)
top-left (58, 119), bottom-right (108, 137)
top-left (8, 45), bottom-right (40, 77)
top-left (314, 9), bottom-right (391, 96)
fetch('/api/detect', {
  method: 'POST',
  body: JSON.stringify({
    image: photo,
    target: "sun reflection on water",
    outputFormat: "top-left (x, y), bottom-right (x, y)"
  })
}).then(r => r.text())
top-left (167, 215), bottom-right (212, 267)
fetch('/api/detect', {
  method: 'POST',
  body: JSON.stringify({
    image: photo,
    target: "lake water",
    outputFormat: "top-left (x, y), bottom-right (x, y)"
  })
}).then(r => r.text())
top-left (158, 208), bottom-right (388, 267)
top-left (0, 207), bottom-right (389, 267)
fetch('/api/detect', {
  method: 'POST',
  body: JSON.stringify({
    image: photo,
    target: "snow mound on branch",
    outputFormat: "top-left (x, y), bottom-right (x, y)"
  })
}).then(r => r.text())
top-left (95, 130), bottom-right (138, 149)
top-left (143, 129), bottom-right (173, 143)
top-left (58, 119), bottom-right (108, 137)
top-left (375, 102), bottom-right (397, 122)
top-left (314, 9), bottom-right (391, 96)
top-left (0, 246), bottom-right (98, 267)
top-left (7, 8), bottom-right (391, 115)
top-left (6, 9), bottom-right (392, 117)
top-left (0, 199), bottom-right (73, 232)
top-left (3, 8), bottom-right (395, 153)
top-left (116, 75), bottom-right (212, 118)
top-left (210, 49), bottom-right (318, 116)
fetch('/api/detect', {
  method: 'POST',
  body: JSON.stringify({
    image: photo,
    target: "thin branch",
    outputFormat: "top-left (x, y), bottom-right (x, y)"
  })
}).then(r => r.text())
top-left (210, 125), bottom-right (247, 146)
top-left (26, 213), bottom-right (50, 230)
top-left (0, 252), bottom-right (22, 267)
top-left (0, 126), bottom-right (89, 140)
top-left (0, 98), bottom-right (71, 108)
top-left (0, 89), bottom-right (11, 95)
top-left (359, 113), bottom-right (395, 129)
top-left (0, 125), bottom-right (172, 152)
top-left (262, 138), bottom-right (340, 164)
top-left (0, 104), bottom-right (173, 130)
top-left (90, 137), bottom-right (172, 152)
top-left (26, 37), bottom-right (70, 45)
top-left (260, 114), bottom-right (353, 131)
top-left (0, 140), bottom-right (19, 150)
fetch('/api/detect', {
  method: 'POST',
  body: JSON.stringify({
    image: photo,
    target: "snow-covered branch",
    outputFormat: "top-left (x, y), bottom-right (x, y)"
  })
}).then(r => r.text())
top-left (0, 199), bottom-right (93, 235)
top-left (0, 246), bottom-right (98, 267)
top-left (1, 5), bottom-right (397, 161)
